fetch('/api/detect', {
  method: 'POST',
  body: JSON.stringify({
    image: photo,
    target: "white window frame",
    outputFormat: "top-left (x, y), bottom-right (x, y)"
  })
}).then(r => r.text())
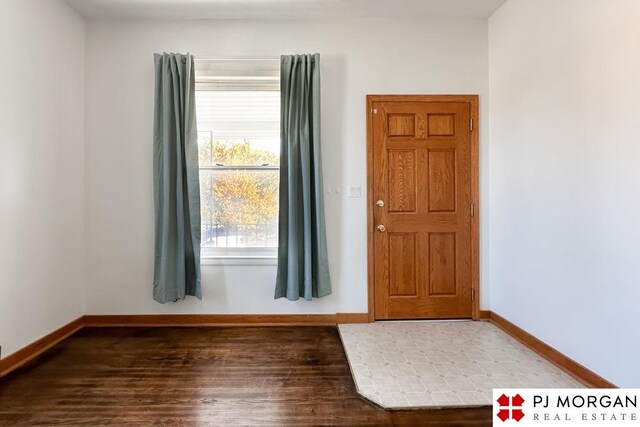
top-left (195, 59), bottom-right (280, 265)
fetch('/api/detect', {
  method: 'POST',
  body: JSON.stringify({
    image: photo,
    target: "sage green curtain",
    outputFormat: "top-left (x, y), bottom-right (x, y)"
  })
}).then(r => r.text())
top-left (152, 53), bottom-right (202, 303)
top-left (275, 53), bottom-right (331, 301)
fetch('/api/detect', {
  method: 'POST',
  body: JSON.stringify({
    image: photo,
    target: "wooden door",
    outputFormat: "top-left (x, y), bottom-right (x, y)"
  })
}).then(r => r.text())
top-left (368, 96), bottom-right (478, 320)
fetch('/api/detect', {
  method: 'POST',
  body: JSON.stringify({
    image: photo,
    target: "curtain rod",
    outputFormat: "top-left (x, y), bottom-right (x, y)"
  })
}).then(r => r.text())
top-left (194, 57), bottom-right (280, 61)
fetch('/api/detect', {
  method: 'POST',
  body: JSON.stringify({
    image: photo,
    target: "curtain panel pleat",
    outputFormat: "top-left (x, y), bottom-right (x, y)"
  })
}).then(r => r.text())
top-left (275, 53), bottom-right (332, 301)
top-left (153, 52), bottom-right (202, 303)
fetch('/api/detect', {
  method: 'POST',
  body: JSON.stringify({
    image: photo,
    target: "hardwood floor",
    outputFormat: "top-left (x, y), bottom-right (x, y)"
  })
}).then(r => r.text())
top-left (0, 326), bottom-right (491, 426)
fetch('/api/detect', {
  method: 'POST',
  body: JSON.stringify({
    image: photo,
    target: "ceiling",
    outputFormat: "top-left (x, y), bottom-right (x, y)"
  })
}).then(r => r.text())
top-left (66, 0), bottom-right (507, 20)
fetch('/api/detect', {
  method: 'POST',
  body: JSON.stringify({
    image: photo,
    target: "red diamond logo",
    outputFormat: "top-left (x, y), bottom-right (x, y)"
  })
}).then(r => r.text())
top-left (512, 409), bottom-right (525, 422)
top-left (496, 393), bottom-right (525, 422)
top-left (513, 394), bottom-right (525, 407)
top-left (497, 409), bottom-right (510, 422)
top-left (497, 394), bottom-right (510, 406)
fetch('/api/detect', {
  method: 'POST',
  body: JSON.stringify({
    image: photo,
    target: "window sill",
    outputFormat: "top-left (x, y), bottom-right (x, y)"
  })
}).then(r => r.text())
top-left (201, 255), bottom-right (278, 266)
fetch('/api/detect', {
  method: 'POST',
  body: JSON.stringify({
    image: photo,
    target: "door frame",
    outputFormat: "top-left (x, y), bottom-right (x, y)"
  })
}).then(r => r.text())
top-left (366, 94), bottom-right (480, 322)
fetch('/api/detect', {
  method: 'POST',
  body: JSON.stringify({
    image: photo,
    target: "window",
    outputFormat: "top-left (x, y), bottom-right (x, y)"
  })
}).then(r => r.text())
top-left (195, 60), bottom-right (280, 258)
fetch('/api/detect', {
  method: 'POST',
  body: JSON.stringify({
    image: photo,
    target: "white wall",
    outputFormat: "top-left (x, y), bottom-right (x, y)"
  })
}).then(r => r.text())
top-left (0, 0), bottom-right (85, 358)
top-left (489, 0), bottom-right (640, 387)
top-left (84, 18), bottom-right (490, 315)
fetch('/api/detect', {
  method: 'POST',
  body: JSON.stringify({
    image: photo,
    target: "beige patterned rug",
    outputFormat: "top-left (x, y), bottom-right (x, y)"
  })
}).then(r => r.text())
top-left (338, 321), bottom-right (582, 409)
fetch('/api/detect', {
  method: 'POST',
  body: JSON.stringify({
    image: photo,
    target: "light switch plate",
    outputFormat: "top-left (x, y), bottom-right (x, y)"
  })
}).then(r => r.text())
top-left (348, 185), bottom-right (362, 198)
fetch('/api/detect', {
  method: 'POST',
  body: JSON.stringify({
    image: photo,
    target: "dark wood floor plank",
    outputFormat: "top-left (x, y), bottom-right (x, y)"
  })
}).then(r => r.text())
top-left (0, 326), bottom-right (491, 426)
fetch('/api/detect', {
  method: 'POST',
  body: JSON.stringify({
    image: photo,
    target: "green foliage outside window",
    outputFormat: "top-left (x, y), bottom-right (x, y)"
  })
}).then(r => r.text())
top-left (199, 137), bottom-right (279, 247)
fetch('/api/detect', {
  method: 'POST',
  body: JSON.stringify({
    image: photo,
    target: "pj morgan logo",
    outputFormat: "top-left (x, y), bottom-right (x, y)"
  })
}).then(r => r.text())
top-left (493, 389), bottom-right (640, 426)
top-left (497, 393), bottom-right (525, 422)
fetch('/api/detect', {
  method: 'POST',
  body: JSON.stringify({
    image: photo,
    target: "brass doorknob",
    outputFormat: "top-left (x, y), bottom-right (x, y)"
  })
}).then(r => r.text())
top-left (377, 225), bottom-right (386, 233)
top-left (376, 200), bottom-right (385, 207)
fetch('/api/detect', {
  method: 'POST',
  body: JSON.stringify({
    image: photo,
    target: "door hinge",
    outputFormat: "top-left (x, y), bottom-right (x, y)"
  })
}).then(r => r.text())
top-left (470, 118), bottom-right (473, 132)
top-left (471, 288), bottom-right (476, 301)
top-left (470, 203), bottom-right (475, 217)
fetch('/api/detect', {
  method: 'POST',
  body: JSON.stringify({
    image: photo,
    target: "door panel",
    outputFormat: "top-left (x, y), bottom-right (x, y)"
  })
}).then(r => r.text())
top-left (389, 233), bottom-right (417, 296)
top-left (427, 113), bottom-right (456, 137)
top-left (428, 232), bottom-right (457, 296)
top-left (428, 149), bottom-right (456, 212)
top-left (388, 150), bottom-right (417, 212)
top-left (388, 114), bottom-right (416, 137)
top-left (372, 100), bottom-right (473, 320)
